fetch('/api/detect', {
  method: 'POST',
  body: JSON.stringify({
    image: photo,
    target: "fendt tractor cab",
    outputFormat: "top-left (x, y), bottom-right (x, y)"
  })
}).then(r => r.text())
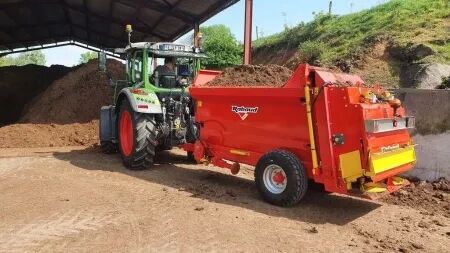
top-left (100, 25), bottom-right (206, 169)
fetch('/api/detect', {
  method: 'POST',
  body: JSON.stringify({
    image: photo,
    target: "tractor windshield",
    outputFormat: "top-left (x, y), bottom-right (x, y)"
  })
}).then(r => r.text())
top-left (149, 56), bottom-right (198, 89)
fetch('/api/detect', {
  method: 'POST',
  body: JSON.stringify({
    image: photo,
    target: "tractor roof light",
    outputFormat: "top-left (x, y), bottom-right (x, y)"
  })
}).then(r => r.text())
top-left (125, 24), bottom-right (133, 33)
top-left (126, 25), bottom-right (133, 45)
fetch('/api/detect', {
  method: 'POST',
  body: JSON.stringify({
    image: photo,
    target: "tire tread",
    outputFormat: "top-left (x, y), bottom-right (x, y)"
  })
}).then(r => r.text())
top-left (255, 149), bottom-right (308, 207)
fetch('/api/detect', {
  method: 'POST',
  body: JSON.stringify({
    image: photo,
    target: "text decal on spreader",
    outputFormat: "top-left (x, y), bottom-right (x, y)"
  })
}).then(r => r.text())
top-left (232, 105), bottom-right (259, 120)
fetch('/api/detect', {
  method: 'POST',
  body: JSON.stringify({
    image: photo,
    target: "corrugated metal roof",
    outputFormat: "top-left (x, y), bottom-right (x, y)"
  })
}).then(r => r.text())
top-left (0, 0), bottom-right (239, 53)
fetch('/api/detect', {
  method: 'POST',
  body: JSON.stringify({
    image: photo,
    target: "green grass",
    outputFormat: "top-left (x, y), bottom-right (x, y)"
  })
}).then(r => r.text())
top-left (253, 0), bottom-right (450, 66)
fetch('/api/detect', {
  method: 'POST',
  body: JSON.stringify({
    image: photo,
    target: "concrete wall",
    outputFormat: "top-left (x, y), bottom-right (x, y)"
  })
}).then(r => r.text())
top-left (395, 89), bottom-right (450, 181)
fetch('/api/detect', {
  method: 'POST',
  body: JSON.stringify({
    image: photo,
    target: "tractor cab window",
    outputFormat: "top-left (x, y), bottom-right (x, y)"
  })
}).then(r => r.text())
top-left (131, 51), bottom-right (143, 84)
top-left (149, 56), bottom-right (193, 89)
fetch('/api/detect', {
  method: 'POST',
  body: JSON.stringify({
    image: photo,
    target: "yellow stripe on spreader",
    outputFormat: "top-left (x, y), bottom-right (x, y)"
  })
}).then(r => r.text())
top-left (368, 145), bottom-right (416, 176)
top-left (230, 149), bottom-right (250, 156)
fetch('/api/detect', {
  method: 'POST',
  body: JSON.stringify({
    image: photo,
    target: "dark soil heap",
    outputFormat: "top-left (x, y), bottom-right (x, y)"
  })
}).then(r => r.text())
top-left (0, 59), bottom-right (124, 148)
top-left (21, 59), bottom-right (124, 124)
top-left (0, 64), bottom-right (71, 126)
top-left (205, 64), bottom-right (293, 87)
top-left (382, 178), bottom-right (450, 217)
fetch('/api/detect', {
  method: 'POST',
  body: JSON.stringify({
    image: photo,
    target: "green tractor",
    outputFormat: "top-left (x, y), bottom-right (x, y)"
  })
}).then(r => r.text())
top-left (99, 26), bottom-right (206, 169)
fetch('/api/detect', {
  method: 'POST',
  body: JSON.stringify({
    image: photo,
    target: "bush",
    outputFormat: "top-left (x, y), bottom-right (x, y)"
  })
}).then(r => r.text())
top-left (436, 75), bottom-right (450, 89)
top-left (298, 41), bottom-right (329, 65)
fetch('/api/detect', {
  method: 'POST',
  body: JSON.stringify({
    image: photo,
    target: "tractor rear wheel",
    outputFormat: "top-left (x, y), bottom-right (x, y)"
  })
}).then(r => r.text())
top-left (118, 100), bottom-right (157, 170)
top-left (255, 150), bottom-right (308, 207)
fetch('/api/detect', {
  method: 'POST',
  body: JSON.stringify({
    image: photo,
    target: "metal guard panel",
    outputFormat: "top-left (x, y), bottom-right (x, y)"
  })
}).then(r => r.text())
top-left (339, 150), bottom-right (364, 183)
top-left (368, 145), bottom-right (416, 176)
top-left (365, 117), bottom-right (415, 133)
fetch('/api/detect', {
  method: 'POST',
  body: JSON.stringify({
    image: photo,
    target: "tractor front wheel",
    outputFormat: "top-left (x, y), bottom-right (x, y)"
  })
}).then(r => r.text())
top-left (118, 100), bottom-right (157, 170)
top-left (255, 150), bottom-right (308, 207)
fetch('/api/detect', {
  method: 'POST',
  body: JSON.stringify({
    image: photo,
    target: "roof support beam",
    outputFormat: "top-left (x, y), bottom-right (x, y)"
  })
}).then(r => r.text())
top-left (0, 21), bottom-right (64, 31)
top-left (243, 0), bottom-right (253, 65)
top-left (116, 0), bottom-right (195, 24)
top-left (1, 22), bottom-right (122, 46)
top-left (83, 0), bottom-right (91, 41)
top-left (0, 42), bottom-right (72, 56)
top-left (149, 0), bottom-right (183, 32)
top-left (61, 2), bottom-right (167, 40)
top-left (60, 0), bottom-right (73, 37)
top-left (0, 1), bottom-right (56, 10)
top-left (0, 22), bottom-right (121, 45)
top-left (1, 36), bottom-right (72, 50)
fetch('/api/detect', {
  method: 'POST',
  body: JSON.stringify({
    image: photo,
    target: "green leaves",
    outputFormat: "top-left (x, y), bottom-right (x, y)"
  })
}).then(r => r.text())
top-left (298, 41), bottom-right (331, 66)
top-left (79, 51), bottom-right (98, 64)
top-left (0, 50), bottom-right (46, 67)
top-left (255, 0), bottom-right (450, 68)
top-left (201, 25), bottom-right (242, 69)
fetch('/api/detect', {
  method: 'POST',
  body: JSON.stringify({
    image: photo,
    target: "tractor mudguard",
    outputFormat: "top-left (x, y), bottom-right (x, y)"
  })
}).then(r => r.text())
top-left (100, 105), bottom-right (117, 142)
top-left (117, 88), bottom-right (163, 114)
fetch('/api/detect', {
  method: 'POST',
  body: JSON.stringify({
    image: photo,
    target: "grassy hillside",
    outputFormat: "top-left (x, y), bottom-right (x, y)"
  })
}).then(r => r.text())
top-left (253, 0), bottom-right (449, 86)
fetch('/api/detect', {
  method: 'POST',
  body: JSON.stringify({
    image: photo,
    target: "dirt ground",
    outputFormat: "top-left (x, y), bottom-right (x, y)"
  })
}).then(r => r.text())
top-left (0, 147), bottom-right (448, 253)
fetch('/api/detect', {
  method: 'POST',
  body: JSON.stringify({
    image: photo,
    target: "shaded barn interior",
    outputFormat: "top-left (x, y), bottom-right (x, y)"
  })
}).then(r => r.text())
top-left (0, 0), bottom-right (239, 55)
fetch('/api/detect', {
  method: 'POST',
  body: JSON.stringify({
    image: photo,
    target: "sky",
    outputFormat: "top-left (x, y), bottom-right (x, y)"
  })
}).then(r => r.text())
top-left (11, 0), bottom-right (386, 67)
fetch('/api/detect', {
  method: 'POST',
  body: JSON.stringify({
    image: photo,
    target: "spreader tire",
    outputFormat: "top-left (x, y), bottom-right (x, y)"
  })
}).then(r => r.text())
top-left (118, 100), bottom-right (157, 170)
top-left (255, 150), bottom-right (308, 207)
top-left (100, 141), bottom-right (118, 154)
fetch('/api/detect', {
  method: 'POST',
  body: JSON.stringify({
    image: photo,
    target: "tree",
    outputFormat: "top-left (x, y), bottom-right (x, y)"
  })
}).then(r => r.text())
top-left (0, 56), bottom-right (13, 67)
top-left (14, 51), bottom-right (46, 66)
top-left (200, 25), bottom-right (242, 69)
top-left (0, 50), bottom-right (46, 67)
top-left (79, 51), bottom-right (98, 64)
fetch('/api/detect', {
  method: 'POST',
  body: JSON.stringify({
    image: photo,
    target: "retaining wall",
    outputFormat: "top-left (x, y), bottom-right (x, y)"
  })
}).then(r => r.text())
top-left (395, 89), bottom-right (450, 181)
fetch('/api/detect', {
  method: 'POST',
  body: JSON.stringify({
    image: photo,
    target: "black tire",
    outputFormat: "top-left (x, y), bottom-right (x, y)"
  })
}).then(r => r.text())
top-left (118, 100), bottom-right (157, 170)
top-left (255, 149), bottom-right (308, 207)
top-left (187, 151), bottom-right (196, 163)
top-left (100, 141), bottom-right (118, 154)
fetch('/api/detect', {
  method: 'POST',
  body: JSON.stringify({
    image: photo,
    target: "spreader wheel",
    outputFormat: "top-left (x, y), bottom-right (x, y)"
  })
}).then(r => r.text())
top-left (255, 150), bottom-right (308, 207)
top-left (118, 100), bottom-right (157, 170)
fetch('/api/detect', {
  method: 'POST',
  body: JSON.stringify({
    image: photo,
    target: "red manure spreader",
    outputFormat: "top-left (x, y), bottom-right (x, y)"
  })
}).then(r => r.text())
top-left (185, 64), bottom-right (416, 206)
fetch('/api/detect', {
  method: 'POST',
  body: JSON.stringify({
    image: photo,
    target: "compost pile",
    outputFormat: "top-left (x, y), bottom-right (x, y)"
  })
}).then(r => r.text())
top-left (382, 178), bottom-right (450, 217)
top-left (206, 64), bottom-right (293, 87)
top-left (0, 59), bottom-right (124, 148)
top-left (21, 59), bottom-right (123, 124)
top-left (0, 64), bottom-right (71, 126)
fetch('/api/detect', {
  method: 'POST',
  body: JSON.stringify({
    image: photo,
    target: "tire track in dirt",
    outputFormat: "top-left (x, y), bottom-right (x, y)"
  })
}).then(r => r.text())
top-left (0, 157), bottom-right (43, 178)
top-left (122, 186), bottom-right (181, 252)
top-left (0, 155), bottom-right (143, 252)
top-left (0, 209), bottom-right (122, 252)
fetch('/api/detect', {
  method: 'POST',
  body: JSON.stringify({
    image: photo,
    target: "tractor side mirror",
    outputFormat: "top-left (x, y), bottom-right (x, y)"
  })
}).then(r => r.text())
top-left (98, 51), bottom-right (107, 72)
